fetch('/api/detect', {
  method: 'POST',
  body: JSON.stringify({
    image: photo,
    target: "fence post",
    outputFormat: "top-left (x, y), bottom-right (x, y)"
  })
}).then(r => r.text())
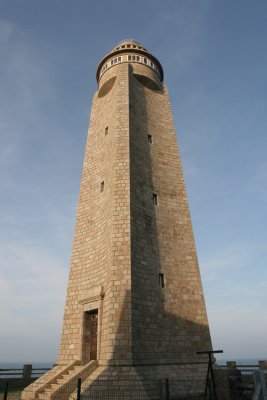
top-left (259, 371), bottom-right (267, 399)
top-left (159, 379), bottom-right (163, 400)
top-left (3, 381), bottom-right (8, 400)
top-left (77, 378), bottom-right (81, 400)
top-left (226, 361), bottom-right (237, 369)
top-left (23, 364), bottom-right (32, 380)
top-left (253, 371), bottom-right (267, 400)
top-left (165, 378), bottom-right (170, 400)
top-left (259, 360), bottom-right (267, 370)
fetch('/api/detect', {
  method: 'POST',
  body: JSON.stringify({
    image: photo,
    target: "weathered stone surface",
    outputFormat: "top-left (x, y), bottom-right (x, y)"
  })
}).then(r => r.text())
top-left (26, 40), bottom-right (212, 397)
top-left (59, 38), bottom-right (212, 367)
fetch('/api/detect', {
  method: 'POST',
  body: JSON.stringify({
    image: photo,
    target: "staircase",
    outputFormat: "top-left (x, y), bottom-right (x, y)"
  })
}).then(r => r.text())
top-left (22, 360), bottom-right (98, 400)
top-left (37, 364), bottom-right (83, 399)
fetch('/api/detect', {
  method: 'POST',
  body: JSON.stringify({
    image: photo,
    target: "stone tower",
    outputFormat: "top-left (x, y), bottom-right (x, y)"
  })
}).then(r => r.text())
top-left (23, 39), bottom-right (212, 399)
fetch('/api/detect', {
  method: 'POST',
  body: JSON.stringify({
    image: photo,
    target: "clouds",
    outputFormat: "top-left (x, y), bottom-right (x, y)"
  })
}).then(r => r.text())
top-left (201, 244), bottom-right (266, 302)
top-left (0, 239), bottom-right (67, 361)
top-left (0, 19), bottom-right (14, 42)
top-left (0, 21), bottom-right (55, 118)
top-left (0, 18), bottom-right (56, 185)
top-left (209, 303), bottom-right (267, 360)
top-left (0, 1), bottom-right (266, 363)
top-left (199, 242), bottom-right (267, 360)
top-left (0, 16), bottom-right (82, 237)
top-left (0, 18), bottom-right (77, 361)
top-left (153, 2), bottom-right (210, 77)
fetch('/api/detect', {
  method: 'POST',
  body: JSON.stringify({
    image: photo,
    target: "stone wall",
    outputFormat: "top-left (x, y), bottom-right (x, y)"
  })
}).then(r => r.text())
top-left (57, 44), bottom-right (212, 371)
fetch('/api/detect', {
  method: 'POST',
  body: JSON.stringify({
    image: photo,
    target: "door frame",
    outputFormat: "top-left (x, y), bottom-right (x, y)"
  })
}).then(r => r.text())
top-left (88, 309), bottom-right (98, 360)
top-left (78, 288), bottom-right (104, 363)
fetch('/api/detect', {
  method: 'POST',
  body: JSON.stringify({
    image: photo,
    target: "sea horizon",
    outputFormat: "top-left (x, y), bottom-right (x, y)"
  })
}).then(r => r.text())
top-left (1, 358), bottom-right (266, 379)
top-left (1, 358), bottom-right (266, 368)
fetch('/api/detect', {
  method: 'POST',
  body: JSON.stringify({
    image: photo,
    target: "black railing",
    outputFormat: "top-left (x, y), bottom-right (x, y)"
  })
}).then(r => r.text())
top-left (1, 375), bottom-right (266, 400)
top-left (0, 365), bottom-right (51, 379)
top-left (1, 361), bottom-right (266, 400)
top-left (0, 365), bottom-right (52, 394)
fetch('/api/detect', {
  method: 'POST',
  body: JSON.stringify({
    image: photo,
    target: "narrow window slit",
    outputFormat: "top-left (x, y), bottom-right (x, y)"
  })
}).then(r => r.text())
top-left (159, 273), bottom-right (165, 288)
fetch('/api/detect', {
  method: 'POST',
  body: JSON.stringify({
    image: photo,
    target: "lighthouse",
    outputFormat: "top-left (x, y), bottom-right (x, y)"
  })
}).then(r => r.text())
top-left (23, 39), bottom-right (212, 399)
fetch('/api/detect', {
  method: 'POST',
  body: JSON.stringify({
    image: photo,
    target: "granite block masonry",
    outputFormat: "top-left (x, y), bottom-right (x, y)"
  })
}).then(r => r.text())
top-left (22, 39), bottom-right (212, 399)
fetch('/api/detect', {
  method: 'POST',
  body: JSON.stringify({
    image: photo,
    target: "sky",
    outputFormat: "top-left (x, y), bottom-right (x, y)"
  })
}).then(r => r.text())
top-left (0, 0), bottom-right (266, 364)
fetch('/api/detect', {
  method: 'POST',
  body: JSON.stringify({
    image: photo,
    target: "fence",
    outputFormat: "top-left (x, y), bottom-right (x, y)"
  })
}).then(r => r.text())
top-left (0, 365), bottom-right (51, 380)
top-left (217, 368), bottom-right (267, 400)
top-left (62, 374), bottom-right (267, 400)
top-left (1, 378), bottom-right (206, 400)
top-left (1, 374), bottom-right (267, 400)
top-left (1, 361), bottom-right (267, 400)
top-left (82, 379), bottom-right (162, 399)
top-left (0, 365), bottom-right (52, 393)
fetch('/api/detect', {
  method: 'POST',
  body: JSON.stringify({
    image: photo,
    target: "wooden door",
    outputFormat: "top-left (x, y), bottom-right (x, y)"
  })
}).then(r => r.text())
top-left (89, 310), bottom-right (98, 360)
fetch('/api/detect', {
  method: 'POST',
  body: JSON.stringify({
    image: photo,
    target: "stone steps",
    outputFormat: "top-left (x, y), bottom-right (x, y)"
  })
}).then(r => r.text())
top-left (29, 361), bottom-right (98, 400)
top-left (36, 364), bottom-right (84, 399)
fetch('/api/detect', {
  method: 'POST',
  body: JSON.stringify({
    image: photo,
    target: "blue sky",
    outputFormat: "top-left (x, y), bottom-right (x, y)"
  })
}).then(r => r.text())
top-left (0, 0), bottom-right (266, 363)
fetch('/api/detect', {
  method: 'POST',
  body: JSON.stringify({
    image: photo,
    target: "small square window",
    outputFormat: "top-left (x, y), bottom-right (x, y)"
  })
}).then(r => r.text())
top-left (153, 193), bottom-right (158, 205)
top-left (101, 181), bottom-right (105, 192)
top-left (159, 273), bottom-right (164, 288)
top-left (148, 134), bottom-right (152, 144)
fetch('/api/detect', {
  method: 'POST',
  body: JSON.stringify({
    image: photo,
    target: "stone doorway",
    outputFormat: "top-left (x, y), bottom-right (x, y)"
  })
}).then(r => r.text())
top-left (83, 309), bottom-right (98, 362)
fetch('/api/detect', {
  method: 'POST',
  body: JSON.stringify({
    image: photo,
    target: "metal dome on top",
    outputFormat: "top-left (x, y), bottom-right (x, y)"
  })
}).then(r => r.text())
top-left (118, 39), bottom-right (139, 44)
top-left (111, 39), bottom-right (148, 52)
